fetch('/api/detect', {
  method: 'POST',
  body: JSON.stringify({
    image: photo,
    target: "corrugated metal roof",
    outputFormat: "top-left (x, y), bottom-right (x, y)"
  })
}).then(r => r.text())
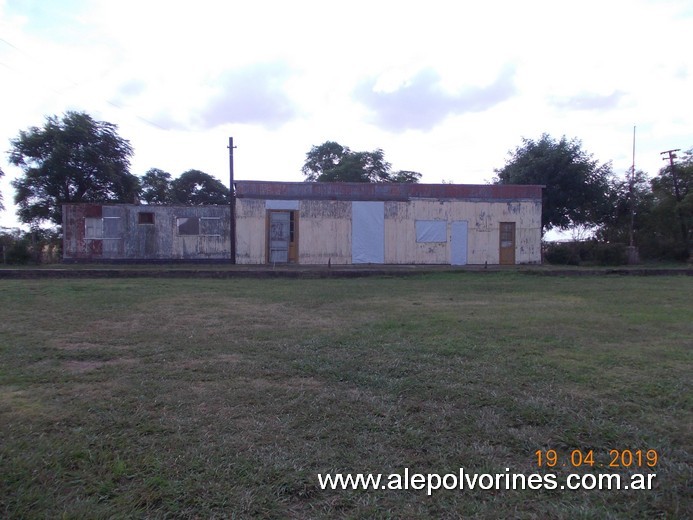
top-left (234, 181), bottom-right (543, 201)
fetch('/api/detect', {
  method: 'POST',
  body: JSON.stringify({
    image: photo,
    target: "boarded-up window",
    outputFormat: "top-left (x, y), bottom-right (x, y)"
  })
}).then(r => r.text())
top-left (85, 217), bottom-right (121, 244)
top-left (352, 201), bottom-right (384, 264)
top-left (103, 217), bottom-right (121, 238)
top-left (85, 218), bottom-right (103, 238)
top-left (416, 220), bottom-right (447, 243)
top-left (200, 217), bottom-right (222, 236)
top-left (138, 212), bottom-right (155, 224)
top-left (177, 217), bottom-right (200, 235)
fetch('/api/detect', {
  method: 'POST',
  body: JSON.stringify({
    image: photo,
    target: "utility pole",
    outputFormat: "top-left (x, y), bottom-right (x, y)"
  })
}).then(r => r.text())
top-left (229, 137), bottom-right (237, 264)
top-left (660, 149), bottom-right (682, 201)
top-left (660, 148), bottom-right (689, 259)
top-left (625, 126), bottom-right (640, 263)
top-left (629, 126), bottom-right (636, 248)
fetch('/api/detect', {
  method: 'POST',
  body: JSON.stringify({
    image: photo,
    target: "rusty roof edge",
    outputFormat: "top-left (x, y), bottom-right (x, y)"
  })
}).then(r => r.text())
top-left (234, 181), bottom-right (544, 201)
top-left (234, 180), bottom-right (545, 188)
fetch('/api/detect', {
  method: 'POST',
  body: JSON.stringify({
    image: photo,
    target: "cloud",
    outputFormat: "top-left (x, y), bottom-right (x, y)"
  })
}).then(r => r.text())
top-left (354, 66), bottom-right (517, 132)
top-left (196, 62), bottom-right (299, 129)
top-left (110, 79), bottom-right (147, 105)
top-left (551, 90), bottom-right (626, 111)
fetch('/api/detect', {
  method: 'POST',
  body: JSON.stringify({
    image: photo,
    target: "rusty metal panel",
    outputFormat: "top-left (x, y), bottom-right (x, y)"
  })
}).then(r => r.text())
top-left (235, 181), bottom-right (543, 201)
top-left (63, 203), bottom-right (232, 261)
top-left (63, 204), bottom-right (103, 260)
top-left (83, 204), bottom-right (103, 218)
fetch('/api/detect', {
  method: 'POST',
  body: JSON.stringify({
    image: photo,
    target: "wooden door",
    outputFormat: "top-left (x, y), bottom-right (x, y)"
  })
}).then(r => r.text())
top-left (499, 222), bottom-right (516, 265)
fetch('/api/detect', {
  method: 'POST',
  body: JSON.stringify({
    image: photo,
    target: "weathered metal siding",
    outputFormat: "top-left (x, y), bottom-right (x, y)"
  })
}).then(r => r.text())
top-left (235, 199), bottom-right (353, 264)
top-left (63, 204), bottom-right (102, 260)
top-left (235, 199), bottom-right (266, 264)
top-left (236, 181), bottom-right (543, 202)
top-left (234, 196), bottom-right (541, 265)
top-left (382, 199), bottom-right (542, 264)
top-left (63, 204), bottom-right (231, 261)
top-left (63, 183), bottom-right (541, 264)
top-left (298, 200), bottom-right (352, 264)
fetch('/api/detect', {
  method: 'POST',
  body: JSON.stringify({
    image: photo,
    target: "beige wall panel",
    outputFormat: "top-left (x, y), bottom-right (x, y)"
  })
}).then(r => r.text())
top-left (298, 201), bottom-right (352, 264)
top-left (235, 217), bottom-right (265, 264)
top-left (236, 199), bottom-right (265, 218)
top-left (384, 210), bottom-right (414, 263)
top-left (299, 218), bottom-right (351, 264)
top-left (411, 199), bottom-right (449, 220)
top-left (235, 200), bottom-right (266, 264)
top-left (301, 200), bottom-right (351, 219)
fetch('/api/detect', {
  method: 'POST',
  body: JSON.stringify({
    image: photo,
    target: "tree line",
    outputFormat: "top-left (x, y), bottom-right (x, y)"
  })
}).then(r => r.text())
top-left (2, 111), bottom-right (691, 263)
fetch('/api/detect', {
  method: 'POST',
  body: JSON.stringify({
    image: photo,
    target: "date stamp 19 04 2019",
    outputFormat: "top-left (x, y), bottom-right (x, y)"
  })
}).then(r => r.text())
top-left (535, 449), bottom-right (659, 469)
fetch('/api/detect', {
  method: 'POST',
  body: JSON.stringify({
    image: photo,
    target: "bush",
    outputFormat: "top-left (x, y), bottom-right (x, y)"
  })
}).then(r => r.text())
top-left (544, 242), bottom-right (580, 265)
top-left (4, 240), bottom-right (32, 264)
top-left (544, 241), bottom-right (628, 266)
top-left (591, 243), bottom-right (628, 266)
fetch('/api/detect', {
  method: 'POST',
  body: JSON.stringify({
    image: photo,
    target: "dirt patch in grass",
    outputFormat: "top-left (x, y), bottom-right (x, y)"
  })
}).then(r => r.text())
top-left (62, 357), bottom-right (139, 374)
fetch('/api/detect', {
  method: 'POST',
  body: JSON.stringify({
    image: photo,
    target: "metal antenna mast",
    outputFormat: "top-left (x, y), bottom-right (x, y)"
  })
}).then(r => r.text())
top-left (229, 137), bottom-right (237, 264)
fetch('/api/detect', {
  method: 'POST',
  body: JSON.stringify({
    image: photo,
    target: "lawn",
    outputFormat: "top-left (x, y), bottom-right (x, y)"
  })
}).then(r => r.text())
top-left (0, 273), bottom-right (691, 519)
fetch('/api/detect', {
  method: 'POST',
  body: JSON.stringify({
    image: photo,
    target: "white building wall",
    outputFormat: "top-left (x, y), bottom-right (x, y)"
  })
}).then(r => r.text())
top-left (235, 197), bottom-right (542, 265)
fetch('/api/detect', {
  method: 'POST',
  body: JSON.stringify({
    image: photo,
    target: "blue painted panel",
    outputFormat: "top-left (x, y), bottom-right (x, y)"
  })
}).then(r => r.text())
top-left (451, 221), bottom-right (468, 265)
top-left (352, 201), bottom-right (384, 264)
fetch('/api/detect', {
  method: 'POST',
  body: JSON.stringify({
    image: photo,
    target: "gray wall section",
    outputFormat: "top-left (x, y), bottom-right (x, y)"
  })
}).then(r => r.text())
top-left (352, 201), bottom-right (385, 264)
top-left (63, 204), bottom-right (232, 261)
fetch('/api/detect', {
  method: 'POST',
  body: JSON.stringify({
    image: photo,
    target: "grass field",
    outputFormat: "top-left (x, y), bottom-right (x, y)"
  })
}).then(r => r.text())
top-left (0, 273), bottom-right (691, 519)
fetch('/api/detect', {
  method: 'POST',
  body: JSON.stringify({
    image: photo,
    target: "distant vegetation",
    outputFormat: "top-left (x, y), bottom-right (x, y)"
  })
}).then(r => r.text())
top-left (2, 112), bottom-right (691, 263)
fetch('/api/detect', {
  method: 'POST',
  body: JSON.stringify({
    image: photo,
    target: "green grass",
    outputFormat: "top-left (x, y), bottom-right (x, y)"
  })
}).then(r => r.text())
top-left (0, 273), bottom-right (691, 519)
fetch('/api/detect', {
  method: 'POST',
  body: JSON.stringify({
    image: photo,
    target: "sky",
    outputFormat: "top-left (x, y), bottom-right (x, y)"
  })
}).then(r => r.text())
top-left (1, 0), bottom-right (692, 231)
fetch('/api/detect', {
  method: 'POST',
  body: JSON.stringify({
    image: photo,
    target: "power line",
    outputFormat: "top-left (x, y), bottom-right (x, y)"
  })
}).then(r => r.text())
top-left (0, 36), bottom-right (168, 131)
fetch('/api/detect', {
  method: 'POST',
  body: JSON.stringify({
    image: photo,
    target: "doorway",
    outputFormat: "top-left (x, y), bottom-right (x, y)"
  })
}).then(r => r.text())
top-left (450, 221), bottom-right (468, 265)
top-left (499, 222), bottom-right (516, 265)
top-left (267, 210), bottom-right (298, 263)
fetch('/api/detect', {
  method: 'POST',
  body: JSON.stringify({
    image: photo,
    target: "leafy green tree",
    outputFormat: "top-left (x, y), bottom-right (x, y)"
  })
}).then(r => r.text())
top-left (302, 141), bottom-right (421, 183)
top-left (647, 148), bottom-right (692, 259)
top-left (171, 170), bottom-right (230, 205)
top-left (8, 111), bottom-right (138, 227)
top-left (494, 134), bottom-right (613, 233)
top-left (140, 168), bottom-right (174, 204)
top-left (597, 169), bottom-right (653, 245)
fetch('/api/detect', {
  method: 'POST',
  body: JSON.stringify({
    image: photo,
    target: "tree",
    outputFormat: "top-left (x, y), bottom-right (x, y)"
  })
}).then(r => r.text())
top-left (647, 148), bottom-right (692, 259)
top-left (597, 169), bottom-right (653, 245)
top-left (171, 170), bottom-right (230, 205)
top-left (494, 134), bottom-right (613, 233)
top-left (0, 167), bottom-right (4, 210)
top-left (8, 111), bottom-right (138, 227)
top-left (140, 168), bottom-right (174, 204)
top-left (302, 141), bottom-right (421, 183)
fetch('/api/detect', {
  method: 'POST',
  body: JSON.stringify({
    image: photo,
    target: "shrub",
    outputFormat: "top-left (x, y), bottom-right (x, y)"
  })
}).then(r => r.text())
top-left (544, 242), bottom-right (580, 265)
top-left (4, 240), bottom-right (32, 264)
top-left (543, 241), bottom-right (628, 266)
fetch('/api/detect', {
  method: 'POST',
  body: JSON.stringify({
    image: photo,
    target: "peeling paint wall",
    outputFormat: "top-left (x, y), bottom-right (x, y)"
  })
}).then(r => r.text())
top-left (63, 204), bottom-right (231, 261)
top-left (382, 199), bottom-right (541, 264)
top-left (63, 183), bottom-right (542, 264)
top-left (234, 196), bottom-right (541, 265)
top-left (299, 200), bottom-right (352, 264)
top-left (235, 199), bottom-right (265, 264)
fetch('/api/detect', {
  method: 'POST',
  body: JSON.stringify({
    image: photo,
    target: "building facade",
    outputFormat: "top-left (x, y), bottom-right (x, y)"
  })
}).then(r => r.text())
top-left (63, 181), bottom-right (543, 265)
top-left (62, 203), bottom-right (231, 261)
